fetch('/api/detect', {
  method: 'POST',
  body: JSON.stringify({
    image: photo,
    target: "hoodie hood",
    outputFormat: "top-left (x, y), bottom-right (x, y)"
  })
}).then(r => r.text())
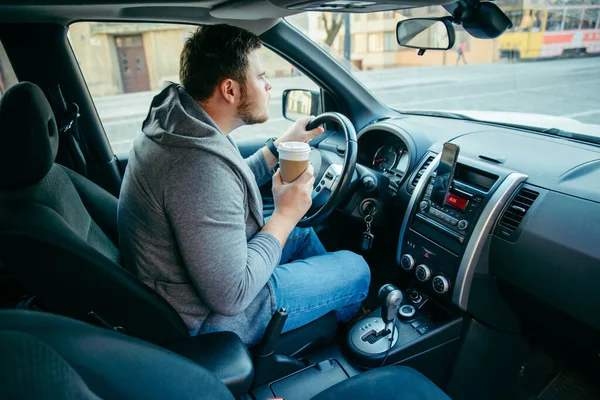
top-left (142, 82), bottom-right (264, 225)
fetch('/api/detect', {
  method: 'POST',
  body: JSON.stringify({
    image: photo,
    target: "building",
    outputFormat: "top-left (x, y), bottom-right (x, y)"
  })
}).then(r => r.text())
top-left (69, 22), bottom-right (294, 97)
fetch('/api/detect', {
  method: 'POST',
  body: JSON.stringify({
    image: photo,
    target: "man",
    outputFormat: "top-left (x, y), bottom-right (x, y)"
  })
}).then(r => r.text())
top-left (456, 40), bottom-right (467, 65)
top-left (118, 24), bottom-right (370, 345)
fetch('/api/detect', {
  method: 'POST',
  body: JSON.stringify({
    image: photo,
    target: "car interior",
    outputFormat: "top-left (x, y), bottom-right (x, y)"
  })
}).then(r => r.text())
top-left (1, 0), bottom-right (599, 399)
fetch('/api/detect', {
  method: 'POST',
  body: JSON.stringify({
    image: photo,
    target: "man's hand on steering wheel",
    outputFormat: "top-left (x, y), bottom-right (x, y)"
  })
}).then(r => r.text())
top-left (274, 116), bottom-right (325, 146)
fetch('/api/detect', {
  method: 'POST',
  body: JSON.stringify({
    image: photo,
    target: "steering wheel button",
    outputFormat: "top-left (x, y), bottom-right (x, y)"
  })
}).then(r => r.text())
top-left (320, 180), bottom-right (325, 185)
top-left (315, 186), bottom-right (322, 193)
top-left (325, 172), bottom-right (334, 180)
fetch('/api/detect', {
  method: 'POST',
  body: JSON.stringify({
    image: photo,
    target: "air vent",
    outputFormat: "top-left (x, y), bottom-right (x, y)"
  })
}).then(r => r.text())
top-left (408, 156), bottom-right (434, 194)
top-left (498, 188), bottom-right (539, 232)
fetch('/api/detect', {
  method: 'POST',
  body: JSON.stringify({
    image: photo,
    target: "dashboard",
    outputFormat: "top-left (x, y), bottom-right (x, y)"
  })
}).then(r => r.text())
top-left (332, 114), bottom-right (600, 347)
top-left (357, 129), bottom-right (410, 177)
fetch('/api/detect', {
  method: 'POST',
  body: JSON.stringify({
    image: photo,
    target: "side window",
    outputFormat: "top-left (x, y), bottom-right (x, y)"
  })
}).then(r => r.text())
top-left (69, 22), bottom-right (318, 153)
top-left (546, 10), bottom-right (564, 32)
top-left (229, 46), bottom-right (318, 142)
top-left (563, 9), bottom-right (582, 31)
top-left (581, 9), bottom-right (599, 29)
top-left (0, 41), bottom-right (18, 97)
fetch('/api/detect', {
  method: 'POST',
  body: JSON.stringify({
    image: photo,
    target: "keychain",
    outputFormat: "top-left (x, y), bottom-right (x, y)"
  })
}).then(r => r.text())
top-left (361, 206), bottom-right (376, 252)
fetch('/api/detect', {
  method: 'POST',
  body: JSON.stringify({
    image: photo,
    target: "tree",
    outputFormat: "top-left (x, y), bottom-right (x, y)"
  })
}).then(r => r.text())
top-left (321, 13), bottom-right (344, 46)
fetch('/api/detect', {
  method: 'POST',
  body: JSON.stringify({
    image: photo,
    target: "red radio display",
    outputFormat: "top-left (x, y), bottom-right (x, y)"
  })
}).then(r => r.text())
top-left (445, 193), bottom-right (469, 210)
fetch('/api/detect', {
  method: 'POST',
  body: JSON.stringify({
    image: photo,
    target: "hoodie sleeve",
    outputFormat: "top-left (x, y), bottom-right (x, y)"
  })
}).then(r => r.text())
top-left (245, 149), bottom-right (274, 187)
top-left (164, 152), bottom-right (281, 316)
top-left (226, 136), bottom-right (273, 186)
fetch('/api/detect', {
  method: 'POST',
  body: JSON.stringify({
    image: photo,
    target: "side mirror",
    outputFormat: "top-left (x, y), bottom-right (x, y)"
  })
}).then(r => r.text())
top-left (282, 89), bottom-right (322, 122)
top-left (396, 18), bottom-right (455, 51)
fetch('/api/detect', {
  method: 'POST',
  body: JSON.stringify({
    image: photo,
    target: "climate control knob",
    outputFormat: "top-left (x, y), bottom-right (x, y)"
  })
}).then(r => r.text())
top-left (415, 264), bottom-right (432, 282)
top-left (432, 275), bottom-right (450, 294)
top-left (457, 220), bottom-right (469, 230)
top-left (400, 254), bottom-right (415, 271)
top-left (419, 200), bottom-right (430, 212)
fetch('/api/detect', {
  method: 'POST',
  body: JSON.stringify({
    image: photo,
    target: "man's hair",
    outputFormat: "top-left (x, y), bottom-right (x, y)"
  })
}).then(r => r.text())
top-left (180, 24), bottom-right (262, 102)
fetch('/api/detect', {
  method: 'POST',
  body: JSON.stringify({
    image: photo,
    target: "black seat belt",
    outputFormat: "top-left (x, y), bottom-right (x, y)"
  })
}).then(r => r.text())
top-left (48, 85), bottom-right (88, 177)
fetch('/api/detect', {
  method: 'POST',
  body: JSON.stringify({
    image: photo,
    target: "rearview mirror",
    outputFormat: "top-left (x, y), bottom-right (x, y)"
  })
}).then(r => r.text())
top-left (396, 18), bottom-right (455, 51)
top-left (282, 89), bottom-right (322, 122)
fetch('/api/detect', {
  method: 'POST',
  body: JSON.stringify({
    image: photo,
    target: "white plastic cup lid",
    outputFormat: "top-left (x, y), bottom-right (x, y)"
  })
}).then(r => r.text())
top-left (278, 141), bottom-right (311, 161)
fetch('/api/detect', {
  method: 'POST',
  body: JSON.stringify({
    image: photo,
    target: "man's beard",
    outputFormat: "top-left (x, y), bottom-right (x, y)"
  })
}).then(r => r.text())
top-left (237, 84), bottom-right (269, 125)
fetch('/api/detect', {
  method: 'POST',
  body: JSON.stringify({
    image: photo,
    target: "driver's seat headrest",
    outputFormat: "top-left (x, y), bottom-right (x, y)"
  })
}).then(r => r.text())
top-left (0, 82), bottom-right (59, 189)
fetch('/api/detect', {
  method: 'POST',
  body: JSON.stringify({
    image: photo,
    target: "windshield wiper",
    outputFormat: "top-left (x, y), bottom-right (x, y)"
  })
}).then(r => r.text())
top-left (537, 127), bottom-right (600, 145)
top-left (399, 110), bottom-right (477, 121)
top-left (399, 110), bottom-right (600, 145)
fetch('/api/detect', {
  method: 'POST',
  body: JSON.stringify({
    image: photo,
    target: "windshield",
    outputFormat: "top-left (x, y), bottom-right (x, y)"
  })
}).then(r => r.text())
top-left (286, 2), bottom-right (600, 139)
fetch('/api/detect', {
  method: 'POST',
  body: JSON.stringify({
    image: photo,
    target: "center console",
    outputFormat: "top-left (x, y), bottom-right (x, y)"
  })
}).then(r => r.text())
top-left (344, 143), bottom-right (529, 376)
top-left (398, 153), bottom-right (499, 303)
top-left (398, 148), bottom-right (527, 310)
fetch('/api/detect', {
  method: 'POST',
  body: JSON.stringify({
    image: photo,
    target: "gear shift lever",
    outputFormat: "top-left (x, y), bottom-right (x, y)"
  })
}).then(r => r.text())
top-left (378, 284), bottom-right (403, 331)
top-left (348, 284), bottom-right (402, 355)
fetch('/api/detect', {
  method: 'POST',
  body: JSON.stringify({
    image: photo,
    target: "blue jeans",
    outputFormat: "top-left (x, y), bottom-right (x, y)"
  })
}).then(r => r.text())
top-left (269, 226), bottom-right (371, 333)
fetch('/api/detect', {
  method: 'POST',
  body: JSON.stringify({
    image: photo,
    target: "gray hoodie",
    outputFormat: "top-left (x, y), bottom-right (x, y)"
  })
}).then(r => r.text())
top-left (118, 83), bottom-right (281, 345)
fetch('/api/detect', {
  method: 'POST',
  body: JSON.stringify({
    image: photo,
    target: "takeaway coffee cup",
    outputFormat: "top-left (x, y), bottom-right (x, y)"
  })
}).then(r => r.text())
top-left (278, 141), bottom-right (311, 183)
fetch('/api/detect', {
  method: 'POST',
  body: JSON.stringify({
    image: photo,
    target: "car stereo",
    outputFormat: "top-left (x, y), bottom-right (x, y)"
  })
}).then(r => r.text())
top-left (398, 146), bottom-right (499, 301)
top-left (417, 174), bottom-right (484, 244)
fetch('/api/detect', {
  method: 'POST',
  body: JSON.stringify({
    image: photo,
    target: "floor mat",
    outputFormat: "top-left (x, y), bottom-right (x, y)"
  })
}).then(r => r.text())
top-left (537, 371), bottom-right (600, 400)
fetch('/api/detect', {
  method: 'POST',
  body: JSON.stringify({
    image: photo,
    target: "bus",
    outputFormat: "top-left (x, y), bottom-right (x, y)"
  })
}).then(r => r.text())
top-left (499, 1), bottom-right (600, 59)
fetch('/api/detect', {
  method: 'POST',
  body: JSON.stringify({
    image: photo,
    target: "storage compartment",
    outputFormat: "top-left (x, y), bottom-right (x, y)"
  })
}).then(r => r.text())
top-left (252, 359), bottom-right (349, 400)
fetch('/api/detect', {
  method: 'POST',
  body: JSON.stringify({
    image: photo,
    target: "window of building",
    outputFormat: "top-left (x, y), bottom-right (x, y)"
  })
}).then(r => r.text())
top-left (545, 10), bottom-right (565, 31)
top-left (352, 33), bottom-right (368, 53)
top-left (367, 12), bottom-right (383, 21)
top-left (368, 33), bottom-right (383, 52)
top-left (69, 22), bottom-right (316, 153)
top-left (0, 41), bottom-right (18, 97)
top-left (384, 32), bottom-right (397, 51)
top-left (581, 8), bottom-right (600, 29)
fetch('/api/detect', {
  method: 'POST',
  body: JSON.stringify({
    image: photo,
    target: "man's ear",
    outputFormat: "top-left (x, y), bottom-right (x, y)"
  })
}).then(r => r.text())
top-left (218, 78), bottom-right (239, 105)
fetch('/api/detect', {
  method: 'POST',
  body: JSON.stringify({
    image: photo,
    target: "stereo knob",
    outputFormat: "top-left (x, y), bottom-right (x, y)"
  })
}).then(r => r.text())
top-left (432, 275), bottom-right (450, 294)
top-left (457, 220), bottom-right (469, 230)
top-left (415, 264), bottom-right (432, 282)
top-left (400, 254), bottom-right (415, 271)
top-left (419, 200), bottom-right (430, 212)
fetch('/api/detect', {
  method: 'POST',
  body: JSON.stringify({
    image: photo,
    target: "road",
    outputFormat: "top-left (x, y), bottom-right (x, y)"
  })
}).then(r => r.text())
top-left (94, 57), bottom-right (600, 154)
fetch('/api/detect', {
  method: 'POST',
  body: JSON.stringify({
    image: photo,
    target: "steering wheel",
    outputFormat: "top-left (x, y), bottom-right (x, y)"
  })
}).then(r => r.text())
top-left (296, 112), bottom-right (358, 228)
